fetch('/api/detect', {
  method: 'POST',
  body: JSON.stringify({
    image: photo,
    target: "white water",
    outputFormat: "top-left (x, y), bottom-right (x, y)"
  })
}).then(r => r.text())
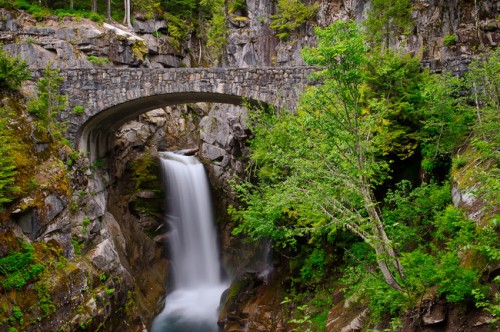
top-left (151, 152), bottom-right (228, 332)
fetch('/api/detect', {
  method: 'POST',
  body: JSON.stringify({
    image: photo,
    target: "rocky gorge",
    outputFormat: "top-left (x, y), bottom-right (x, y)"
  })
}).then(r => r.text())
top-left (0, 0), bottom-right (499, 331)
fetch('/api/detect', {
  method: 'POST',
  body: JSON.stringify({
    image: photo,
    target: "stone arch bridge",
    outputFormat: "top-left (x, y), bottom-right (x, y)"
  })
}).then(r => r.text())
top-left (35, 67), bottom-right (318, 159)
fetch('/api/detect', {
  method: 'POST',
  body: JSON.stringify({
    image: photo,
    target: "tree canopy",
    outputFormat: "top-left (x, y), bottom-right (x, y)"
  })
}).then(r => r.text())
top-left (230, 21), bottom-right (499, 323)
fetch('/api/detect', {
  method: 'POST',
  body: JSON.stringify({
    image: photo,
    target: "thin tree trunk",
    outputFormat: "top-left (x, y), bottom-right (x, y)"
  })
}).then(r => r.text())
top-left (106, 0), bottom-right (111, 21)
top-left (92, 0), bottom-right (98, 13)
top-left (361, 180), bottom-right (405, 290)
top-left (70, 0), bottom-right (74, 10)
top-left (123, 0), bottom-right (132, 28)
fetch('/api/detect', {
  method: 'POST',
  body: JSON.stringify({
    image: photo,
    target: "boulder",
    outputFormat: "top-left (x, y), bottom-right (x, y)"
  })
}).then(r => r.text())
top-left (44, 194), bottom-right (65, 222)
top-left (132, 19), bottom-right (167, 34)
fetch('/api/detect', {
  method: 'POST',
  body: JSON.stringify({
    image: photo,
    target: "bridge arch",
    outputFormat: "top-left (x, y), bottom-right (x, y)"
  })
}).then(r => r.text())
top-left (46, 67), bottom-right (316, 159)
top-left (78, 92), bottom-right (264, 160)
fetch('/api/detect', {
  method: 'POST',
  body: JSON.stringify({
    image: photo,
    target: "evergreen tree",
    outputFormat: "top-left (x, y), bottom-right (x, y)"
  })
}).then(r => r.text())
top-left (0, 108), bottom-right (17, 211)
top-left (364, 0), bottom-right (413, 49)
top-left (27, 66), bottom-right (68, 141)
top-left (0, 49), bottom-right (30, 93)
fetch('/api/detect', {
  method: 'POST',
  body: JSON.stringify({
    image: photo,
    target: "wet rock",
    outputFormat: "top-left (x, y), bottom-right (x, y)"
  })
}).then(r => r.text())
top-left (473, 314), bottom-right (493, 326)
top-left (339, 309), bottom-right (369, 332)
top-left (202, 144), bottom-right (228, 166)
top-left (326, 294), bottom-right (369, 332)
top-left (219, 272), bottom-right (287, 332)
top-left (423, 302), bottom-right (447, 325)
top-left (14, 208), bottom-right (41, 240)
top-left (89, 238), bottom-right (123, 274)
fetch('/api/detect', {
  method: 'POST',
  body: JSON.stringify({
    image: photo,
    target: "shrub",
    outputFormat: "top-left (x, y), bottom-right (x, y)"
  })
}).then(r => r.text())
top-left (228, 0), bottom-right (246, 14)
top-left (72, 105), bottom-right (84, 115)
top-left (87, 55), bottom-right (110, 66)
top-left (0, 242), bottom-right (44, 291)
top-left (27, 65), bottom-right (68, 141)
top-left (444, 34), bottom-right (457, 46)
top-left (0, 108), bottom-right (18, 211)
top-left (270, 0), bottom-right (318, 39)
top-left (0, 49), bottom-right (30, 92)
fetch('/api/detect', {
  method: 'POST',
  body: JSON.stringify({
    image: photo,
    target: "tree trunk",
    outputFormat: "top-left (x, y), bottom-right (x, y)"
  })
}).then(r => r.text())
top-left (92, 0), bottom-right (98, 13)
top-left (70, 0), bottom-right (74, 10)
top-left (361, 181), bottom-right (405, 290)
top-left (374, 245), bottom-right (404, 291)
top-left (123, 0), bottom-right (132, 28)
top-left (106, 0), bottom-right (111, 21)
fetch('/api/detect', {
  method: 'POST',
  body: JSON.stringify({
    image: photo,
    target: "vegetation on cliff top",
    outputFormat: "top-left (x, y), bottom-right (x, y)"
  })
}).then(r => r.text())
top-left (2, 0), bottom-right (228, 65)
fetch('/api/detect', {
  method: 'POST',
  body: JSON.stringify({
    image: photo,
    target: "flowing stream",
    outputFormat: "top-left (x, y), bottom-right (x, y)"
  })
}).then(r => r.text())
top-left (151, 152), bottom-right (228, 332)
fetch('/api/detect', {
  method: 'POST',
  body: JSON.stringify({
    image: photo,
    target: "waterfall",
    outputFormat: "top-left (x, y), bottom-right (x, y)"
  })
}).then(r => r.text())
top-left (151, 152), bottom-right (228, 332)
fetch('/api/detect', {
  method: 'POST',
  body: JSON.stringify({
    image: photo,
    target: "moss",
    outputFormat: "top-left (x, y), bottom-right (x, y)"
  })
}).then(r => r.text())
top-left (131, 40), bottom-right (148, 61)
top-left (452, 144), bottom-right (499, 224)
top-left (0, 239), bottom-right (68, 330)
top-left (0, 95), bottom-right (71, 219)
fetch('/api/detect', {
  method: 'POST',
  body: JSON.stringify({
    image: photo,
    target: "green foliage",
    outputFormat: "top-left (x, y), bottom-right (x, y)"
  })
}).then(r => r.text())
top-left (0, 242), bottom-right (44, 291)
top-left (299, 248), bottom-right (327, 283)
top-left (231, 22), bottom-right (499, 323)
top-left (0, 49), bottom-right (30, 93)
top-left (270, 0), bottom-right (318, 39)
top-left (467, 49), bottom-right (500, 156)
top-left (341, 265), bottom-right (408, 321)
top-left (11, 306), bottom-right (22, 321)
top-left (132, 0), bottom-right (163, 19)
top-left (234, 21), bottom-right (405, 290)
top-left (435, 252), bottom-right (478, 302)
top-left (0, 0), bottom-right (15, 8)
top-left (344, 181), bottom-right (495, 318)
top-left (362, 49), bottom-right (472, 175)
top-left (419, 72), bottom-right (473, 174)
top-left (162, 12), bottom-right (193, 52)
top-left (14, 0), bottom-right (52, 19)
top-left (228, 0), bottom-right (246, 14)
top-left (473, 285), bottom-right (500, 322)
top-left (87, 55), bottom-right (110, 66)
top-left (82, 218), bottom-right (91, 234)
top-left (459, 49), bottom-right (500, 215)
top-left (443, 34), bottom-right (457, 46)
top-left (152, 31), bottom-right (163, 38)
top-left (282, 290), bottom-right (332, 332)
top-left (361, 50), bottom-right (425, 160)
top-left (54, 8), bottom-right (103, 23)
top-left (72, 237), bottom-right (83, 256)
top-left (363, 0), bottom-right (413, 48)
top-left (34, 283), bottom-right (56, 317)
top-left (206, 10), bottom-right (227, 63)
top-left (383, 181), bottom-right (451, 250)
top-left (72, 105), bottom-right (84, 115)
top-left (288, 303), bottom-right (312, 331)
top-left (130, 153), bottom-right (159, 191)
top-left (27, 65), bottom-right (68, 141)
top-left (0, 108), bottom-right (19, 211)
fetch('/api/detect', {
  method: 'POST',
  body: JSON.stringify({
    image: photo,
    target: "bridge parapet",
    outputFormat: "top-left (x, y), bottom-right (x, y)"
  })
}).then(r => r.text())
top-left (32, 66), bottom-right (319, 158)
